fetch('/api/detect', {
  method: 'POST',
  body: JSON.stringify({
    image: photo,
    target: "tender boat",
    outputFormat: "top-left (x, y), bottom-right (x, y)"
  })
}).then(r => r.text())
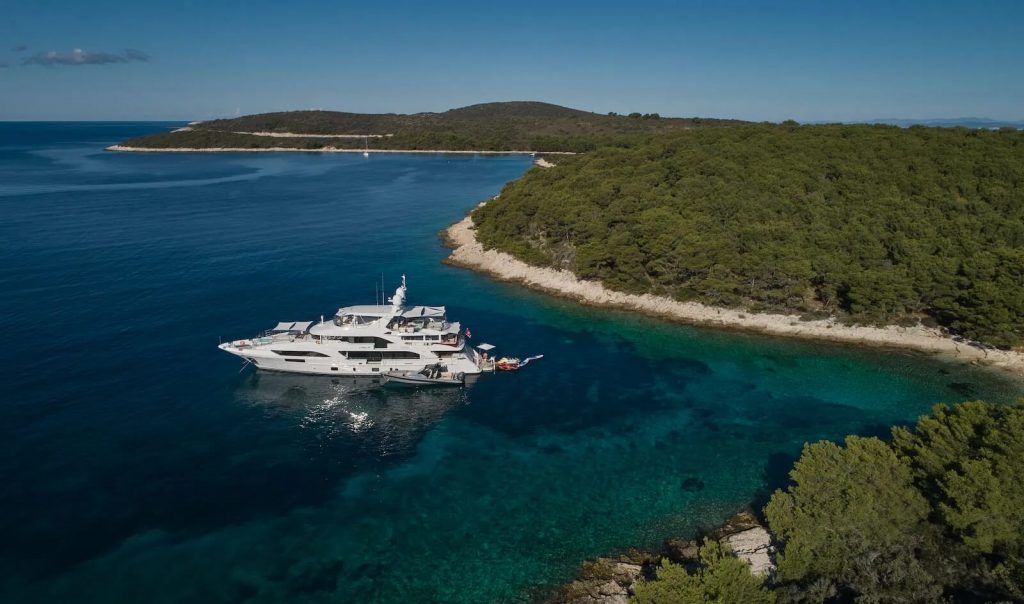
top-left (384, 363), bottom-right (466, 387)
top-left (218, 275), bottom-right (482, 377)
top-left (495, 357), bottom-right (521, 371)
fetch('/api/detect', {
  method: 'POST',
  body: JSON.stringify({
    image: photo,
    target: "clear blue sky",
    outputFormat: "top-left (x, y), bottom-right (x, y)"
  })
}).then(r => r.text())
top-left (1, 0), bottom-right (1022, 122)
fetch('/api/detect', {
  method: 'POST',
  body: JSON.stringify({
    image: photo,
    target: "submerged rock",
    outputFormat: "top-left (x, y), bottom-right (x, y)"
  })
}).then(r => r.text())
top-left (947, 381), bottom-right (975, 396)
top-left (680, 477), bottom-right (705, 492)
top-left (663, 538), bottom-right (700, 563)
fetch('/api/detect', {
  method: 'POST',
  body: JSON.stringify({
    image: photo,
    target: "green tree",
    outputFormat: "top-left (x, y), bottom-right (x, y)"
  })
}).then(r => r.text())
top-left (893, 401), bottom-right (1024, 598)
top-left (764, 436), bottom-right (943, 602)
top-left (632, 539), bottom-right (775, 604)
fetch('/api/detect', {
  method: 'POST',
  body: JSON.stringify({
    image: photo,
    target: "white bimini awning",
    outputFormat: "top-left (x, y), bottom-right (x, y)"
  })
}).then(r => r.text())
top-left (400, 306), bottom-right (446, 318)
top-left (475, 343), bottom-right (496, 351)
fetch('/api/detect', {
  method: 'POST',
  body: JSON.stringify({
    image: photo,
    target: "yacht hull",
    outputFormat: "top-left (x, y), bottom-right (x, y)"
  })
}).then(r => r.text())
top-left (219, 342), bottom-right (481, 377)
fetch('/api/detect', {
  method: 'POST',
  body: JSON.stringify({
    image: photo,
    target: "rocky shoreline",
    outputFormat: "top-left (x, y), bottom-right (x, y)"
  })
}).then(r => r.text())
top-left (545, 511), bottom-right (775, 604)
top-left (105, 145), bottom-right (576, 155)
top-left (444, 205), bottom-right (1024, 377)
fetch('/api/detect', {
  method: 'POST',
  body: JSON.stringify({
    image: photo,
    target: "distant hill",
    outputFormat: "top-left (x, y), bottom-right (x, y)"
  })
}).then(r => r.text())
top-left (865, 117), bottom-right (1024, 129)
top-left (441, 101), bottom-right (593, 120)
top-left (116, 102), bottom-right (745, 153)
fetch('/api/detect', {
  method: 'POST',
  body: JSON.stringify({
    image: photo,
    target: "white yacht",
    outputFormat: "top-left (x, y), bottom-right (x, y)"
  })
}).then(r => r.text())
top-left (218, 275), bottom-right (481, 377)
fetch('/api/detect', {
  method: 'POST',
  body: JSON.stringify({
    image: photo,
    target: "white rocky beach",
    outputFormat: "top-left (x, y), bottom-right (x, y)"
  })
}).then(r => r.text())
top-left (446, 204), bottom-right (1024, 377)
top-left (106, 145), bottom-right (575, 155)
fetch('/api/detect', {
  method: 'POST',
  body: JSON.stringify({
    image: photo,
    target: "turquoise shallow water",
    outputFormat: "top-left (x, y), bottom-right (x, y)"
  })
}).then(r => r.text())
top-left (0, 123), bottom-right (1020, 603)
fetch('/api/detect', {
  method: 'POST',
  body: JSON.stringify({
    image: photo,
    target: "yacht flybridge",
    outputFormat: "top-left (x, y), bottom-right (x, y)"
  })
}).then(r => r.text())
top-left (218, 275), bottom-right (481, 377)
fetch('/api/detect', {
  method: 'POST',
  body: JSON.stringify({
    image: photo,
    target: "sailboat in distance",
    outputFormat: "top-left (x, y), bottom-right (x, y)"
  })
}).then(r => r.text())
top-left (362, 135), bottom-right (370, 158)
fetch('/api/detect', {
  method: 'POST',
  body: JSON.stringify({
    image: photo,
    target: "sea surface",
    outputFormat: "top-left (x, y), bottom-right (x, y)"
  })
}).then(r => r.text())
top-left (0, 122), bottom-right (1020, 603)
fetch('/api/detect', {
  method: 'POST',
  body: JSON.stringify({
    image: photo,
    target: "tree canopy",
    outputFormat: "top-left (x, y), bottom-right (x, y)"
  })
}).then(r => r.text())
top-left (632, 539), bottom-right (775, 604)
top-left (765, 400), bottom-right (1024, 602)
top-left (764, 437), bottom-right (941, 602)
top-left (474, 124), bottom-right (1024, 347)
top-left (624, 401), bottom-right (1024, 603)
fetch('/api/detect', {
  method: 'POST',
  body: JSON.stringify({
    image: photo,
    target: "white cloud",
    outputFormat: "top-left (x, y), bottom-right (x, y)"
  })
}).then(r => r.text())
top-left (22, 48), bottom-right (149, 66)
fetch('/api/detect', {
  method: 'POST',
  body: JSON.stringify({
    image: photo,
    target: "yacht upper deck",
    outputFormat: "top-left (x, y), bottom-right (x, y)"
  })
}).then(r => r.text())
top-left (226, 275), bottom-right (466, 349)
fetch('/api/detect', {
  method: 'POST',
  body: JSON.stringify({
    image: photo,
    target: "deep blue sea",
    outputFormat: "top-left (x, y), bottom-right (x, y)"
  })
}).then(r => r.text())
top-left (0, 122), bottom-right (1020, 603)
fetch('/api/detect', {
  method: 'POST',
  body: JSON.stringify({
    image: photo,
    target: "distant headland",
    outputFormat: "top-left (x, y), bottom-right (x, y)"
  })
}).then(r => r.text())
top-left (107, 101), bottom-right (745, 154)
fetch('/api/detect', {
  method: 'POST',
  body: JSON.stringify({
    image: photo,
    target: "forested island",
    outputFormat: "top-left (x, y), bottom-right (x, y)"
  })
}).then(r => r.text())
top-left (113, 101), bottom-right (742, 153)
top-left (554, 400), bottom-right (1024, 603)
top-left (473, 123), bottom-right (1024, 350)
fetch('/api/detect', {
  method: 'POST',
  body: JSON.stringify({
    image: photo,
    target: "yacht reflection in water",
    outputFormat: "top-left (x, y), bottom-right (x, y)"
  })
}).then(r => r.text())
top-left (233, 372), bottom-right (479, 459)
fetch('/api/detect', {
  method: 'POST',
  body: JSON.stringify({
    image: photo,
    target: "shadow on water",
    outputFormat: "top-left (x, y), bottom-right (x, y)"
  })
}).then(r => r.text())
top-left (749, 451), bottom-right (801, 515)
top-left (747, 417), bottom-right (919, 515)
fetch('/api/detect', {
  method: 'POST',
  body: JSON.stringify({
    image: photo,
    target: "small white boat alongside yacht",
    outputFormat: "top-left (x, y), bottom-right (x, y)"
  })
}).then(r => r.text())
top-left (219, 275), bottom-right (482, 377)
top-left (384, 362), bottom-right (467, 387)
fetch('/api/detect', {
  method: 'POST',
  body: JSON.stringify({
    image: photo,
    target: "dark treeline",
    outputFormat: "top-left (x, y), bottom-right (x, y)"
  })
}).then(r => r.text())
top-left (633, 400), bottom-right (1024, 603)
top-left (474, 124), bottom-right (1024, 348)
top-left (119, 101), bottom-right (744, 153)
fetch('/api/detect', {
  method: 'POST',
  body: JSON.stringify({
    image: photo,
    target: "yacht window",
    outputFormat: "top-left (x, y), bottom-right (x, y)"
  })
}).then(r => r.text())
top-left (334, 314), bottom-right (380, 326)
top-left (354, 336), bottom-right (389, 345)
top-left (344, 351), bottom-right (420, 359)
top-left (271, 350), bottom-right (330, 357)
top-left (329, 336), bottom-right (391, 345)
